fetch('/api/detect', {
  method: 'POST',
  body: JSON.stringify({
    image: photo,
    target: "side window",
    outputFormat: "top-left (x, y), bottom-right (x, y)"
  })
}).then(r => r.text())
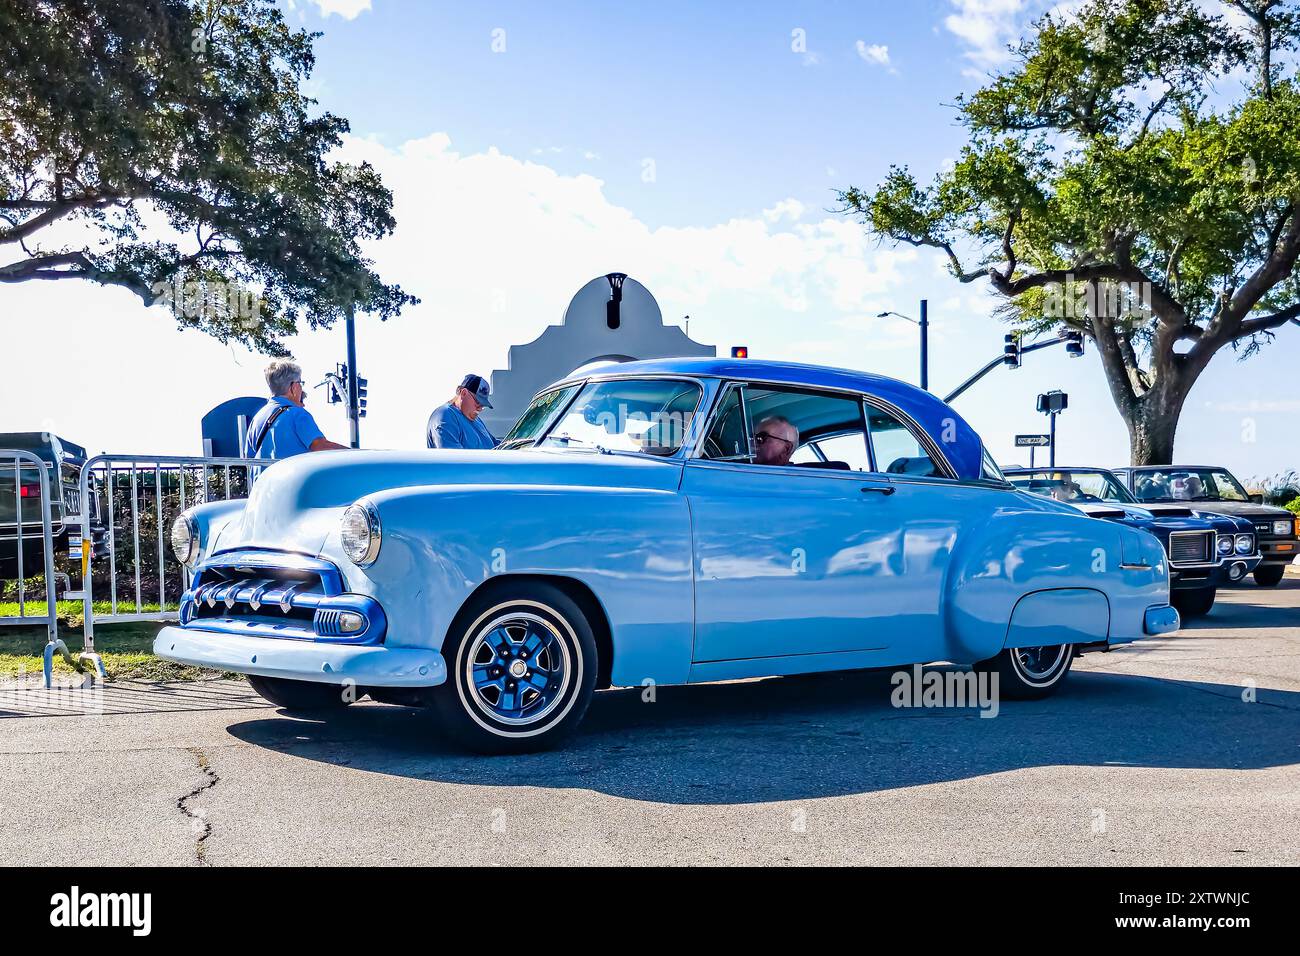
top-left (866, 405), bottom-right (947, 479)
top-left (800, 432), bottom-right (871, 471)
top-left (980, 447), bottom-right (1006, 482)
top-left (701, 384), bottom-right (868, 470)
top-left (700, 386), bottom-right (750, 461)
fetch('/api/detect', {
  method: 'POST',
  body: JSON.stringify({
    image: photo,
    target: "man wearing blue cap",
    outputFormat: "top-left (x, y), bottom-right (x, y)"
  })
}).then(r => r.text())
top-left (427, 374), bottom-right (498, 449)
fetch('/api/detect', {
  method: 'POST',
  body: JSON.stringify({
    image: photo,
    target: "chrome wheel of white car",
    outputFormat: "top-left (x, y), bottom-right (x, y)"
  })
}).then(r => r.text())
top-left (433, 582), bottom-right (597, 754)
top-left (975, 644), bottom-right (1074, 700)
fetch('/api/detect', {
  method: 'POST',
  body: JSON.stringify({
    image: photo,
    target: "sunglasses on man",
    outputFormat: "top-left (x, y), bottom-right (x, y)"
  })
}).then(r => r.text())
top-left (754, 430), bottom-right (794, 450)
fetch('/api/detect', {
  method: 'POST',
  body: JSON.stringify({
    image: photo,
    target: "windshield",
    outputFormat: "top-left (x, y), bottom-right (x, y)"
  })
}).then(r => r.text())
top-left (499, 384), bottom-right (581, 449)
top-left (537, 378), bottom-right (702, 456)
top-left (1009, 469), bottom-right (1136, 504)
top-left (1131, 468), bottom-right (1250, 503)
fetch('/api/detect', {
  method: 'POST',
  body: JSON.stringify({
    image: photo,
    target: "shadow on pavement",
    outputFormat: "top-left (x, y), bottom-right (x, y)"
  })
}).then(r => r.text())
top-left (1181, 576), bottom-right (1300, 630)
top-left (226, 665), bottom-right (1300, 805)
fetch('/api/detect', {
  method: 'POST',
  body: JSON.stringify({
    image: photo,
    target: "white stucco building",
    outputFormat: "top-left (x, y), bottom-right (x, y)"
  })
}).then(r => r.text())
top-left (480, 273), bottom-right (715, 436)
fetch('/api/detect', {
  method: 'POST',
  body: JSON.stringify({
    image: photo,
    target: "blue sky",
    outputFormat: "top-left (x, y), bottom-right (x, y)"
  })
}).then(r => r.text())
top-left (304, 1), bottom-right (967, 227)
top-left (9, 0), bottom-right (1297, 479)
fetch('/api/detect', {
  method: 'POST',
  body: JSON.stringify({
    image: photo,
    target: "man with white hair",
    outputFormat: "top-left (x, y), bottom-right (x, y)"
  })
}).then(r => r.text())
top-left (753, 415), bottom-right (798, 466)
top-left (244, 359), bottom-right (347, 460)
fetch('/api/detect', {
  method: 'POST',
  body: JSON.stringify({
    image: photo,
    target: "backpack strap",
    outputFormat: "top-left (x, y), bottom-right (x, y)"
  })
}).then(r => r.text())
top-left (249, 404), bottom-right (290, 456)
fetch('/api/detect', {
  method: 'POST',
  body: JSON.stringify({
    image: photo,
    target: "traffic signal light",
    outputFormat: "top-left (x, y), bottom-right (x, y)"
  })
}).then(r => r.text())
top-left (1002, 333), bottom-right (1021, 368)
top-left (1037, 390), bottom-right (1068, 413)
top-left (1061, 328), bottom-right (1085, 357)
top-left (326, 364), bottom-right (347, 404)
top-left (357, 376), bottom-right (368, 419)
top-left (731, 346), bottom-right (749, 358)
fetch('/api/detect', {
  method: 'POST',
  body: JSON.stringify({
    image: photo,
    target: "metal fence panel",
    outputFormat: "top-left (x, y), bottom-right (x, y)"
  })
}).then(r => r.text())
top-left (77, 454), bottom-right (256, 651)
top-left (0, 448), bottom-right (58, 643)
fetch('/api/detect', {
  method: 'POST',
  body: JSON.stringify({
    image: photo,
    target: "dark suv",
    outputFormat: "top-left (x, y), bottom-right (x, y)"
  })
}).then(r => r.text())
top-left (1112, 465), bottom-right (1298, 587)
top-left (0, 432), bottom-right (106, 580)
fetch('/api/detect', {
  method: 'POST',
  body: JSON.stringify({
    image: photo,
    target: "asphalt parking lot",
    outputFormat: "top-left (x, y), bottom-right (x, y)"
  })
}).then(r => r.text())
top-left (1, 579), bottom-right (1297, 866)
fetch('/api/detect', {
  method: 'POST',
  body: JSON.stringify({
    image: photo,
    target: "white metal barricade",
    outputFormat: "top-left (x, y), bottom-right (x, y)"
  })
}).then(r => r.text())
top-left (77, 454), bottom-right (256, 651)
top-left (0, 449), bottom-right (105, 686)
top-left (0, 448), bottom-right (58, 640)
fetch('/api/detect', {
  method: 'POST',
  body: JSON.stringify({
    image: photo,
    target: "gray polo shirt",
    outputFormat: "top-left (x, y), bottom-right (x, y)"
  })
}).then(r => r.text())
top-left (427, 402), bottom-right (496, 450)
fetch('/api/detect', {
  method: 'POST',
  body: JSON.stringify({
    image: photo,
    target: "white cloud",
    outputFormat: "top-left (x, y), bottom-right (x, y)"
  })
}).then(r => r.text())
top-left (855, 41), bottom-right (895, 71)
top-left (762, 199), bottom-right (805, 223)
top-left (944, 0), bottom-right (1031, 72)
top-left (309, 0), bottom-right (372, 19)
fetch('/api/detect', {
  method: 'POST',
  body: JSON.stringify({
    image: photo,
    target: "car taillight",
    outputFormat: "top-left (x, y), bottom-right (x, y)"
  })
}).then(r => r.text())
top-left (18, 484), bottom-right (40, 498)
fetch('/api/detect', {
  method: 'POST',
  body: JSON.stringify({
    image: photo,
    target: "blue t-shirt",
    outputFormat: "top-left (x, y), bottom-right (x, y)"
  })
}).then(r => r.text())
top-left (427, 402), bottom-right (496, 450)
top-left (244, 397), bottom-right (325, 460)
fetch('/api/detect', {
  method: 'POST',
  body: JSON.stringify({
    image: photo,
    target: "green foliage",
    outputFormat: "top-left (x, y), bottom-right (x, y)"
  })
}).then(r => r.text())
top-left (0, 0), bottom-right (417, 353)
top-left (838, 0), bottom-right (1300, 461)
top-left (1250, 469), bottom-right (1300, 505)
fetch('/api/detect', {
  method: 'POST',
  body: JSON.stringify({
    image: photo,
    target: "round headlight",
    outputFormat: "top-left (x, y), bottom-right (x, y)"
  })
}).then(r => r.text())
top-left (1235, 533), bottom-right (1254, 555)
top-left (340, 502), bottom-right (381, 567)
top-left (1273, 519), bottom-right (1292, 537)
top-left (1216, 534), bottom-right (1234, 556)
top-left (170, 514), bottom-right (198, 568)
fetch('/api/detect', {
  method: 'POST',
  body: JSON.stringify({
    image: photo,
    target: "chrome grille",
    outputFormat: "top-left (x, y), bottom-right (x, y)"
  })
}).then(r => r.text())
top-left (1168, 530), bottom-right (1214, 566)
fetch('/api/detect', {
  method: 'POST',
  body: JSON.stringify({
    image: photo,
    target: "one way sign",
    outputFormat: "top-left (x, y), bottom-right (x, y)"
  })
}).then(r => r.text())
top-left (1015, 434), bottom-right (1051, 447)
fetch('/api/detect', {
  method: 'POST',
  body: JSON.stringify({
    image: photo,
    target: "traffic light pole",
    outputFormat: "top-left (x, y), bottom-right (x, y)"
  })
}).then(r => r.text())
top-left (919, 299), bottom-right (929, 392)
top-left (942, 337), bottom-right (1065, 405)
top-left (345, 304), bottom-right (360, 449)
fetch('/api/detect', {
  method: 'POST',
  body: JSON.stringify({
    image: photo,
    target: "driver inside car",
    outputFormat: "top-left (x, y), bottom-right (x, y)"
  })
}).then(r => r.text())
top-left (753, 416), bottom-right (799, 466)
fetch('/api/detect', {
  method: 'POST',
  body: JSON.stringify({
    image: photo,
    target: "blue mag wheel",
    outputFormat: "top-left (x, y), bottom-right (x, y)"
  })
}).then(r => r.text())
top-left (433, 581), bottom-right (598, 754)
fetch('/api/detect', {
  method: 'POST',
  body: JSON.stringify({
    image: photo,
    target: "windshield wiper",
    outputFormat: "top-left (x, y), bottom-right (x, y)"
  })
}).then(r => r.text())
top-left (547, 434), bottom-right (614, 454)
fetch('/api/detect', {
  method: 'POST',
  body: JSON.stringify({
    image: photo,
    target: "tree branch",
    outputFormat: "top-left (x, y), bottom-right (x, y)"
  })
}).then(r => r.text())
top-left (0, 251), bottom-right (157, 303)
top-left (1238, 301), bottom-right (1300, 336)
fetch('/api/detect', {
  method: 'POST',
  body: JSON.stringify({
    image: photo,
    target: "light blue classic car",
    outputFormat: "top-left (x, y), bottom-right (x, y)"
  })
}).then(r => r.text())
top-left (158, 358), bottom-right (1178, 752)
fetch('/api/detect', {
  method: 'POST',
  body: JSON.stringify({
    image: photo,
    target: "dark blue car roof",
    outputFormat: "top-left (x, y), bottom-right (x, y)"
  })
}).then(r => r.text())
top-left (573, 357), bottom-right (988, 480)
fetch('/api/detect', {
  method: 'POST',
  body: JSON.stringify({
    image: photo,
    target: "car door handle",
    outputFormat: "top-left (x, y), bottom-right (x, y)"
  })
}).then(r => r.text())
top-left (860, 485), bottom-right (896, 496)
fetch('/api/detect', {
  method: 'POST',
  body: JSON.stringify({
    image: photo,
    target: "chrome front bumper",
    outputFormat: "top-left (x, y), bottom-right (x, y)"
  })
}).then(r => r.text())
top-left (154, 626), bottom-right (447, 687)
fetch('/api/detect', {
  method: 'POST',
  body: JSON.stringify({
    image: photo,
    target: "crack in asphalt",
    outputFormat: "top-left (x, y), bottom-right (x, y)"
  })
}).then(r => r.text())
top-left (177, 747), bottom-right (219, 866)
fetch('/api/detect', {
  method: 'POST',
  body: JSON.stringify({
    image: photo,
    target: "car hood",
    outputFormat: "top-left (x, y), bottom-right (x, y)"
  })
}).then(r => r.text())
top-left (1072, 502), bottom-right (1149, 522)
top-left (228, 448), bottom-right (684, 554)
top-left (1141, 500), bottom-right (1290, 520)
top-left (1139, 502), bottom-right (1254, 532)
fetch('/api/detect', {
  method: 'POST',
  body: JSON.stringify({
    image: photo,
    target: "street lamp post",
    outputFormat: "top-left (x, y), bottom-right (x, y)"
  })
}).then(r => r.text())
top-left (877, 299), bottom-right (929, 391)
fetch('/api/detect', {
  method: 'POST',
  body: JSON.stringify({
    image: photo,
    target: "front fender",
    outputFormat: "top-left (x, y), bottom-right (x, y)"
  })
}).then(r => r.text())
top-left (337, 483), bottom-right (696, 687)
top-left (190, 498), bottom-right (249, 564)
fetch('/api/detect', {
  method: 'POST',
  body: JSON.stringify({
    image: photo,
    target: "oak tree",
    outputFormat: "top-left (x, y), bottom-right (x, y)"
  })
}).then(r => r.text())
top-left (840, 0), bottom-right (1300, 463)
top-left (0, 0), bottom-right (416, 354)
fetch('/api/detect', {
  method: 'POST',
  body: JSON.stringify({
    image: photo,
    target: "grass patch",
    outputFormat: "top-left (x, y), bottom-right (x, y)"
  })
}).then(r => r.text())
top-left (0, 600), bottom-right (166, 627)
top-left (0, 618), bottom-right (229, 682)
